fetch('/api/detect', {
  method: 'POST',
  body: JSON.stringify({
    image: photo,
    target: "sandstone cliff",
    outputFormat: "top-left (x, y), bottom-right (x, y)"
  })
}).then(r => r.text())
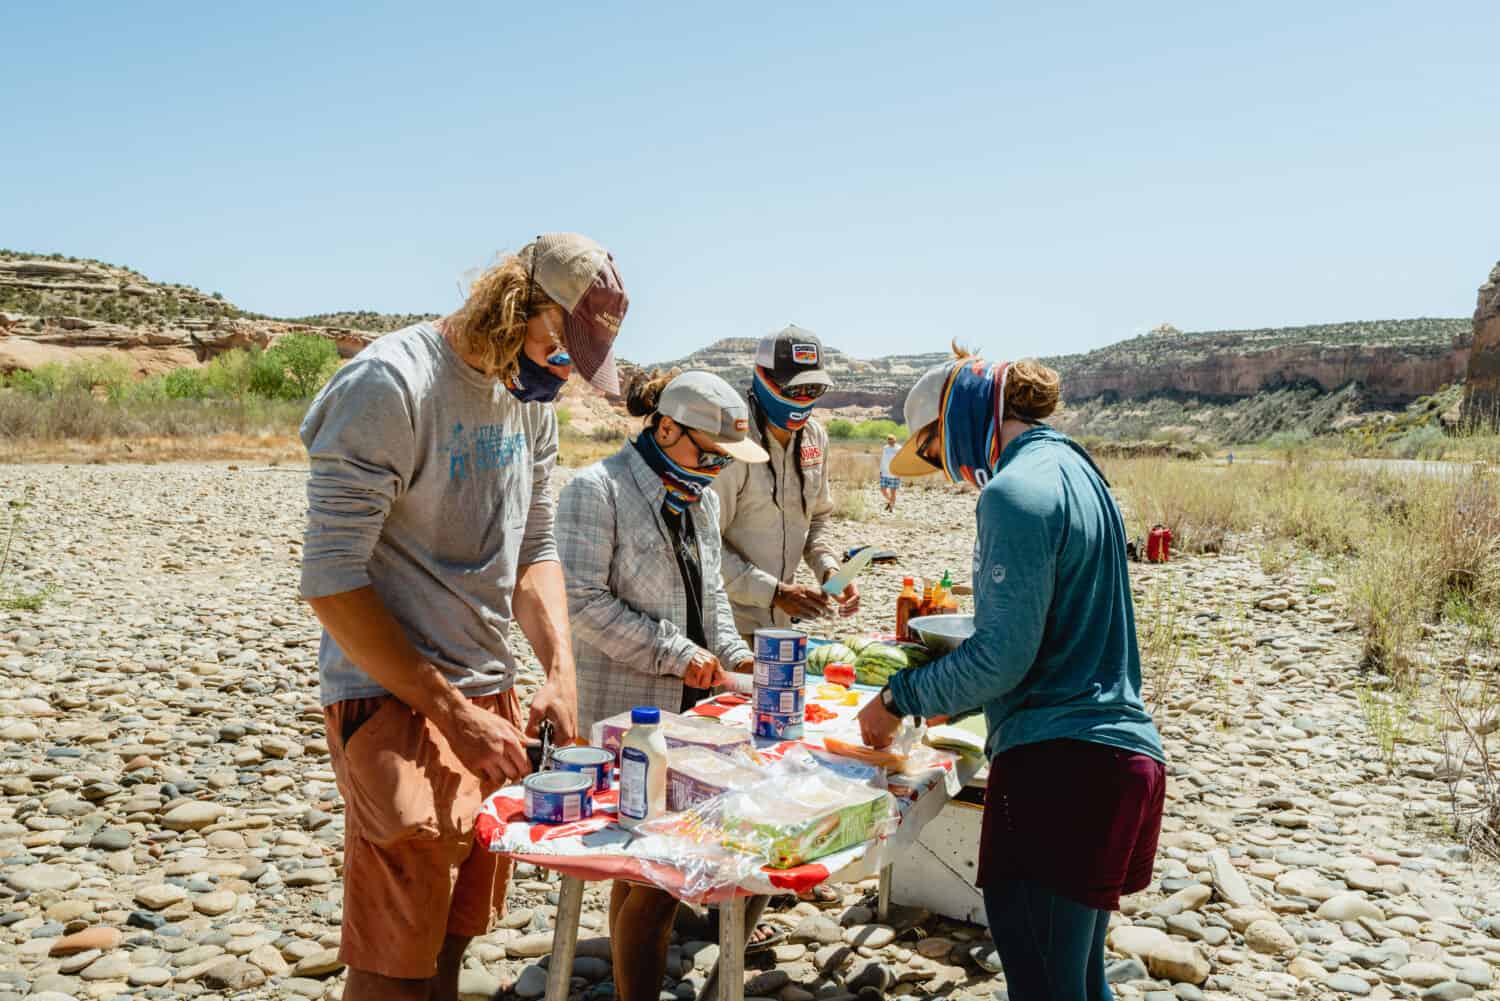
top-left (1460, 263), bottom-right (1500, 429)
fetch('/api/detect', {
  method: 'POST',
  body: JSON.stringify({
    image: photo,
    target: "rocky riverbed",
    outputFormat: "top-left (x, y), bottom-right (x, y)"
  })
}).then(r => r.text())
top-left (1, 462), bottom-right (1498, 1001)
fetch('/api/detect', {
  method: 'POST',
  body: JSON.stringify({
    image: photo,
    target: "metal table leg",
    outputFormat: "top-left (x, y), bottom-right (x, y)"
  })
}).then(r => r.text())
top-left (717, 895), bottom-right (746, 1001)
top-left (545, 875), bottom-right (585, 1001)
top-left (877, 864), bottom-right (893, 922)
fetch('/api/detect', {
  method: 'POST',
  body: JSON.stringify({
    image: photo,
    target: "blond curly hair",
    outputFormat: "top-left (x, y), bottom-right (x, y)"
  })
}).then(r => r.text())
top-left (446, 248), bottom-right (561, 383)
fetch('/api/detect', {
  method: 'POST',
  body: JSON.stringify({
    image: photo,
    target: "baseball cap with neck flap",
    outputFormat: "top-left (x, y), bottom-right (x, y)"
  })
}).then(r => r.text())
top-left (657, 371), bottom-right (769, 464)
top-left (755, 324), bottom-right (834, 392)
top-left (525, 233), bottom-right (628, 395)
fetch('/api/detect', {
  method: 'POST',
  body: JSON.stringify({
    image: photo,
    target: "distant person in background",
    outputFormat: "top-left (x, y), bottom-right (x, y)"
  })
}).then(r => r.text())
top-left (859, 348), bottom-right (1165, 1001)
top-left (714, 326), bottom-right (860, 636)
top-left (879, 433), bottom-right (902, 512)
top-left (300, 233), bottom-right (627, 1001)
top-left (557, 370), bottom-right (767, 1000)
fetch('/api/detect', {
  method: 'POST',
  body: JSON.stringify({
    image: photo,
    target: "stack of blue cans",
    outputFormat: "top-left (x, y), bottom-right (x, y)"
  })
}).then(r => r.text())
top-left (752, 627), bottom-right (807, 740)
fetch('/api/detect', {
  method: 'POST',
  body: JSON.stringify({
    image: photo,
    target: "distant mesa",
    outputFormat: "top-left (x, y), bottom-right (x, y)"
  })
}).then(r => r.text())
top-left (0, 248), bottom-right (1484, 444)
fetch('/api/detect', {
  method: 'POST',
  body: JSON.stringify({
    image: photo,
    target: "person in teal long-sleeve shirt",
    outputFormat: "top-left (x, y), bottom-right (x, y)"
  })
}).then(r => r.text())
top-left (858, 352), bottom-right (1166, 1001)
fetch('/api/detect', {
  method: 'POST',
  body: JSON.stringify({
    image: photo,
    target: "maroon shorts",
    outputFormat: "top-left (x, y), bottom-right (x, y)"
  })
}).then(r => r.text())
top-left (977, 738), bottom-right (1166, 911)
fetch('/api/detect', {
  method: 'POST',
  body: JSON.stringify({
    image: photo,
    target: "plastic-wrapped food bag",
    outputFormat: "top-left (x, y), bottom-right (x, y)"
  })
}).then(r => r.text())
top-left (719, 748), bottom-right (896, 869)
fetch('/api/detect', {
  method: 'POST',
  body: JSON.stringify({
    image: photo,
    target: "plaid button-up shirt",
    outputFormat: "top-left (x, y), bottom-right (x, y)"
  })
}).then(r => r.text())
top-left (558, 442), bottom-right (753, 731)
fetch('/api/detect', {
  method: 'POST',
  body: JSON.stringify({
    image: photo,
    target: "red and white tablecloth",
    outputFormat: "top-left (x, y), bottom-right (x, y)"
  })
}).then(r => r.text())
top-left (476, 690), bottom-right (981, 903)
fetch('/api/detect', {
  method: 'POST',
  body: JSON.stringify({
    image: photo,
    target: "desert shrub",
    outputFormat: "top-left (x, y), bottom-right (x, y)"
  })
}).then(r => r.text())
top-left (247, 348), bottom-right (289, 399)
top-left (268, 333), bottom-right (339, 398)
top-left (827, 419), bottom-right (855, 440)
top-left (203, 349), bottom-right (257, 400)
top-left (556, 406), bottom-right (572, 429)
top-left (826, 450), bottom-right (878, 485)
top-left (1347, 524), bottom-right (1429, 677)
top-left (1393, 424), bottom-right (1449, 460)
top-left (853, 419), bottom-right (906, 441)
top-left (7, 363), bottom-right (65, 397)
top-left (1264, 429), bottom-right (1313, 463)
top-left (833, 487), bottom-right (872, 522)
top-left (1422, 473), bottom-right (1500, 612)
top-left (164, 368), bottom-right (210, 399)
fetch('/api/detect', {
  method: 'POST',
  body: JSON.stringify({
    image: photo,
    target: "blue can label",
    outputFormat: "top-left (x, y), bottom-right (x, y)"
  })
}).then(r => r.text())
top-left (523, 772), bottom-right (593, 824)
top-left (753, 685), bottom-right (805, 714)
top-left (552, 746), bottom-right (614, 794)
top-left (753, 660), bottom-right (805, 688)
top-left (753, 710), bottom-right (805, 741)
top-left (754, 628), bottom-right (808, 664)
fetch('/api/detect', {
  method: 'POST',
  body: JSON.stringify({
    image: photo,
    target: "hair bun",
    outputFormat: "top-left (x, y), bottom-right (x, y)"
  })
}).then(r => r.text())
top-left (624, 370), bottom-right (672, 417)
top-left (1005, 359), bottom-right (1061, 421)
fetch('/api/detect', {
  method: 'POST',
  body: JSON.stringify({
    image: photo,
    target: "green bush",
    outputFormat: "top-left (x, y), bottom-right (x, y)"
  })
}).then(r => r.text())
top-left (6, 364), bottom-right (64, 397)
top-left (853, 419), bottom-right (906, 441)
top-left (203, 350), bottom-right (256, 400)
top-left (268, 333), bottom-right (339, 398)
top-left (164, 368), bottom-right (210, 399)
top-left (827, 419), bottom-right (855, 440)
top-left (248, 348), bottom-right (289, 399)
top-left (1392, 425), bottom-right (1448, 460)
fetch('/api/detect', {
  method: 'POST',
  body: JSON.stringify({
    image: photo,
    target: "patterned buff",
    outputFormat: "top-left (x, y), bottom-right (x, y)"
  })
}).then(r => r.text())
top-left (632, 430), bottom-right (724, 515)
top-left (939, 358), bottom-right (1010, 488)
top-left (752, 369), bottom-right (815, 431)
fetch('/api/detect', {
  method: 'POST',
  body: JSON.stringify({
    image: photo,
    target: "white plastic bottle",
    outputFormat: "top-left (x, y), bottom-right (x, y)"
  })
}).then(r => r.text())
top-left (618, 706), bottom-right (668, 830)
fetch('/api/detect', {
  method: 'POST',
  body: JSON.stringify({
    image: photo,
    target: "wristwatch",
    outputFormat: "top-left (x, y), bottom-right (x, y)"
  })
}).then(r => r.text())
top-left (879, 685), bottom-right (900, 716)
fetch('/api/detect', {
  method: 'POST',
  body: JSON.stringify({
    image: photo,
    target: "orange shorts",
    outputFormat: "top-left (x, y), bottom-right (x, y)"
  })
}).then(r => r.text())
top-left (325, 690), bottom-right (521, 980)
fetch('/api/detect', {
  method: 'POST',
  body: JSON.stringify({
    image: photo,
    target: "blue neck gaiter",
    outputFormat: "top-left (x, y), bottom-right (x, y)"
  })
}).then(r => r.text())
top-left (751, 369), bottom-right (814, 431)
top-left (632, 430), bottom-right (720, 515)
top-left (508, 353), bottom-right (567, 403)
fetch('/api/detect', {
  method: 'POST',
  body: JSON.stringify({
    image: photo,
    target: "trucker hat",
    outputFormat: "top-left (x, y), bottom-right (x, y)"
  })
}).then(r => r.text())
top-left (754, 325), bottom-right (834, 390)
top-left (888, 360), bottom-right (959, 477)
top-left (526, 233), bottom-right (628, 395)
top-left (658, 371), bottom-right (769, 463)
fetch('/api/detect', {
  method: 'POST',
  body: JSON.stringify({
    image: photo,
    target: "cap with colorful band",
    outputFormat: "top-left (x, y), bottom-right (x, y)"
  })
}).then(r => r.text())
top-left (657, 371), bottom-right (769, 464)
top-left (889, 359), bottom-right (1012, 478)
top-left (754, 325), bottom-right (834, 390)
top-left (526, 233), bottom-right (628, 395)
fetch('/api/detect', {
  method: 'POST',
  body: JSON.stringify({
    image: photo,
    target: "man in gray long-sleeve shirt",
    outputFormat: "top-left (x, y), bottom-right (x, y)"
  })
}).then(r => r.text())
top-left (299, 233), bottom-right (627, 1001)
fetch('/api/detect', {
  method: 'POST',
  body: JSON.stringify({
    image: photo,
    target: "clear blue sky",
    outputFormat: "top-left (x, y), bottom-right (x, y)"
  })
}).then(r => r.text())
top-left (4, 1), bottom-right (1496, 364)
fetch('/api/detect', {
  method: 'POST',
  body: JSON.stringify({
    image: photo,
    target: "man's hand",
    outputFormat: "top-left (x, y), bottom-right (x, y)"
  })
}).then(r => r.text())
top-left (443, 700), bottom-right (531, 792)
top-left (822, 571), bottom-right (860, 618)
top-left (857, 692), bottom-right (904, 750)
top-left (773, 582), bottom-right (833, 620)
top-left (731, 657), bottom-right (754, 674)
top-left (527, 673), bottom-right (579, 746)
top-left (684, 647), bottom-right (730, 690)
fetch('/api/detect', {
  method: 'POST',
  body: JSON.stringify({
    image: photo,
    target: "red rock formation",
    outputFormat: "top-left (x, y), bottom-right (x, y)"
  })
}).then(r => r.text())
top-left (1461, 263), bottom-right (1500, 429)
top-left (1065, 343), bottom-right (1469, 409)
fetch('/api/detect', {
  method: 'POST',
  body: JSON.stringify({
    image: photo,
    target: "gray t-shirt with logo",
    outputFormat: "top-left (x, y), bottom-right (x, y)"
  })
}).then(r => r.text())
top-left (299, 322), bottom-right (559, 706)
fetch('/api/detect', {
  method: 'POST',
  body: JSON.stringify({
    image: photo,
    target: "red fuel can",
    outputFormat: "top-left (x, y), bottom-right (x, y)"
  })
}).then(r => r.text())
top-left (1146, 525), bottom-right (1173, 563)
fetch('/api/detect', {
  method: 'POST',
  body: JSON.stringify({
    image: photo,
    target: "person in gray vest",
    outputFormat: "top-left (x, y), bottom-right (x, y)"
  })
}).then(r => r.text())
top-left (558, 370), bottom-right (767, 1001)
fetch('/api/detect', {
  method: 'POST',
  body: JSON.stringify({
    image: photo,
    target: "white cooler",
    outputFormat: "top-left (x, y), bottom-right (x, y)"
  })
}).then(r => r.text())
top-left (890, 764), bottom-right (989, 926)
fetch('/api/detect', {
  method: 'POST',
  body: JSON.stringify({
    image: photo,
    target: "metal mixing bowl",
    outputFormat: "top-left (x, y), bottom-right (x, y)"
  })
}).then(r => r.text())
top-left (907, 614), bottom-right (975, 653)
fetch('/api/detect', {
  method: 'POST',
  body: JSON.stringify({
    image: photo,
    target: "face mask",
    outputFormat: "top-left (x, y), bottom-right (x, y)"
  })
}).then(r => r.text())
top-left (752, 369), bottom-right (814, 431)
top-left (508, 351), bottom-right (567, 403)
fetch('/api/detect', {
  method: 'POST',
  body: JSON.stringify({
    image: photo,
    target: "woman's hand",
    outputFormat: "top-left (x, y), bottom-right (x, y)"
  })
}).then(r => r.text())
top-left (857, 693), bottom-right (904, 750)
top-left (684, 648), bottom-right (730, 690)
top-left (774, 583), bottom-right (832, 620)
top-left (823, 572), bottom-right (860, 618)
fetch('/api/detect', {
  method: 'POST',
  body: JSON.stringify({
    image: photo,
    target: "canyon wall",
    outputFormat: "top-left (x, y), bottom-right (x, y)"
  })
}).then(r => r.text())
top-left (1460, 263), bottom-right (1500, 429)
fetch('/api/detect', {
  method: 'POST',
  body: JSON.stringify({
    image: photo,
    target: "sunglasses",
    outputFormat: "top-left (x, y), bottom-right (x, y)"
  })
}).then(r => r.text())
top-left (782, 382), bottom-right (826, 402)
top-left (684, 429), bottom-right (735, 470)
top-left (916, 424), bottom-right (943, 467)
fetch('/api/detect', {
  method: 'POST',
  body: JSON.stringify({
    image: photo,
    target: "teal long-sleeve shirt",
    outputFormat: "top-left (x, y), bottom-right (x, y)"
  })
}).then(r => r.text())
top-left (889, 427), bottom-right (1165, 764)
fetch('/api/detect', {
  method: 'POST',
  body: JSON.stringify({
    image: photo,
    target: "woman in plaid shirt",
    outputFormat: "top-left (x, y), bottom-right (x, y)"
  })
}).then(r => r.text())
top-left (557, 370), bottom-right (767, 1001)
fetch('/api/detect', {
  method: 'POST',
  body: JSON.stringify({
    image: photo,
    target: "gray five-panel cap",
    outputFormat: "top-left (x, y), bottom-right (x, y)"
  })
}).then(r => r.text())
top-left (657, 371), bottom-right (769, 463)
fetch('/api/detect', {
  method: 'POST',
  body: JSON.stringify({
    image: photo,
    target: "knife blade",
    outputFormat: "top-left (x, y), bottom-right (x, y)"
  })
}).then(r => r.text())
top-left (821, 545), bottom-right (877, 595)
